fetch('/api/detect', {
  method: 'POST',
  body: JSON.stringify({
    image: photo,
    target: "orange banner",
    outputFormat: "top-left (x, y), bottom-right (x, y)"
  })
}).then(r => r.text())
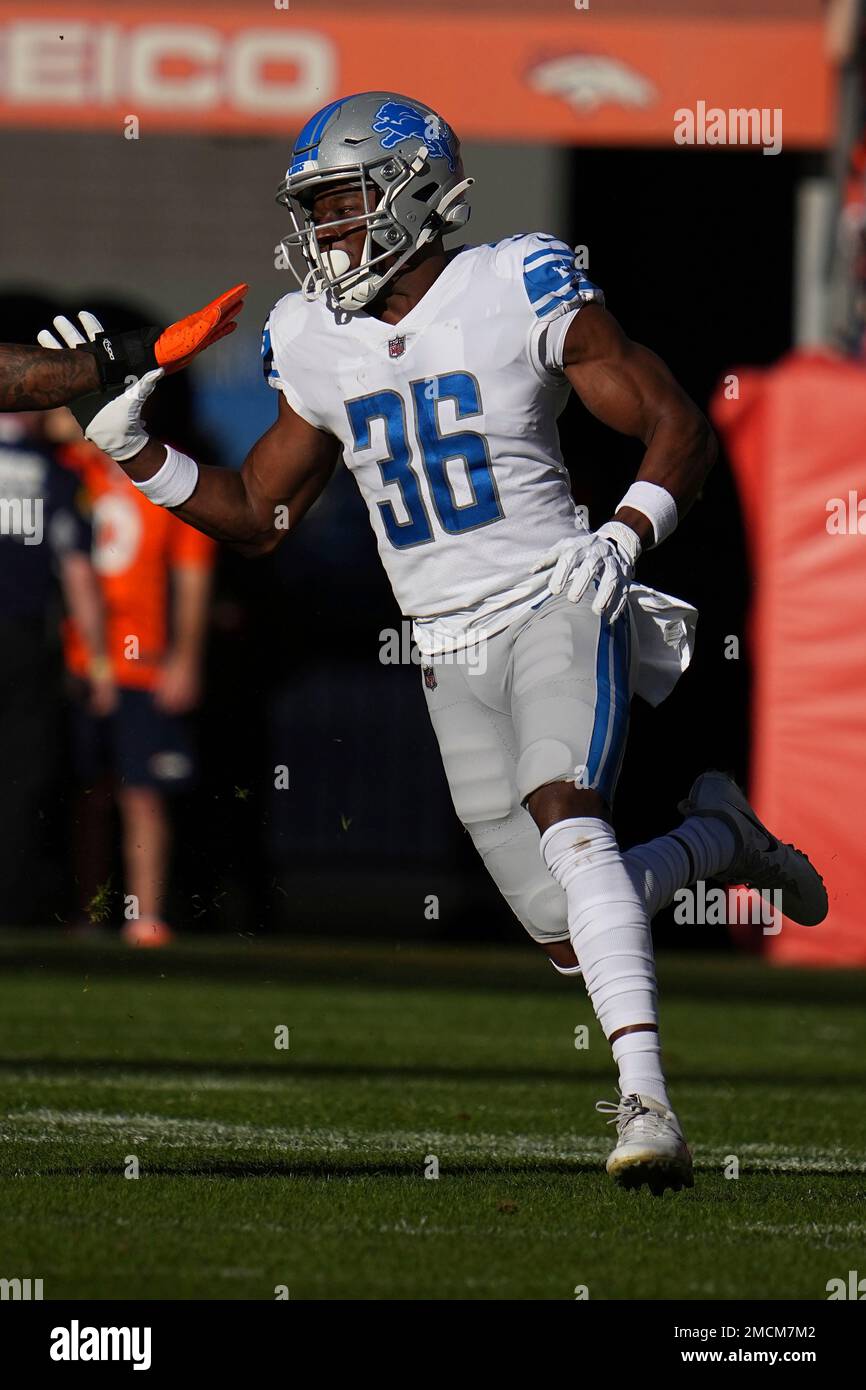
top-left (713, 351), bottom-right (866, 966)
top-left (0, 4), bottom-right (831, 146)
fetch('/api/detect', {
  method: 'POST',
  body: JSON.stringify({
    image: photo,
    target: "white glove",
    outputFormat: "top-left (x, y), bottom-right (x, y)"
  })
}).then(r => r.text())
top-left (38, 311), bottom-right (163, 462)
top-left (533, 519), bottom-right (641, 622)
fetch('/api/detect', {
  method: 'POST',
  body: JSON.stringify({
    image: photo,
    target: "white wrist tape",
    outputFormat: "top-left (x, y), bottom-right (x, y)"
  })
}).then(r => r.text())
top-left (617, 481), bottom-right (678, 546)
top-left (132, 445), bottom-right (199, 509)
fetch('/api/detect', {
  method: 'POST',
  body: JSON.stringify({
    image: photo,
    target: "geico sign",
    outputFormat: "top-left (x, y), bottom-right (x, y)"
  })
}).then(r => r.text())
top-left (2, 22), bottom-right (335, 113)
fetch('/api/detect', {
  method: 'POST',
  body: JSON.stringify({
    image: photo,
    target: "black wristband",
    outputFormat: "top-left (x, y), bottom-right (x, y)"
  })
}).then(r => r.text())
top-left (82, 326), bottom-right (160, 389)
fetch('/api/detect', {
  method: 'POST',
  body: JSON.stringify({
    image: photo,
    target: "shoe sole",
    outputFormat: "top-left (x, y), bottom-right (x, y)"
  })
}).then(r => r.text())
top-left (121, 926), bottom-right (175, 948)
top-left (607, 1151), bottom-right (694, 1196)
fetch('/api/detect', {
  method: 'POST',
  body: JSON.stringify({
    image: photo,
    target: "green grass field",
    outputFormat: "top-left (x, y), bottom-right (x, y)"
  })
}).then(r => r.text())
top-left (0, 931), bottom-right (864, 1301)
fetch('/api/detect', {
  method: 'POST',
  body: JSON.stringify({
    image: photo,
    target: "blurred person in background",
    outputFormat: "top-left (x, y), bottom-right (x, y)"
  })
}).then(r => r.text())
top-left (55, 298), bottom-right (216, 947)
top-left (0, 292), bottom-right (108, 925)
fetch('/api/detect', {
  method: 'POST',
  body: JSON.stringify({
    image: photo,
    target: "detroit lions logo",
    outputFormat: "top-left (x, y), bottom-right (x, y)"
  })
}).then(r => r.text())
top-left (372, 102), bottom-right (457, 172)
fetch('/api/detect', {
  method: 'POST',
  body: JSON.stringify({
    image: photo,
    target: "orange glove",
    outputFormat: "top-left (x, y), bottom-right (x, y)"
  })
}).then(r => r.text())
top-left (155, 283), bottom-right (249, 374)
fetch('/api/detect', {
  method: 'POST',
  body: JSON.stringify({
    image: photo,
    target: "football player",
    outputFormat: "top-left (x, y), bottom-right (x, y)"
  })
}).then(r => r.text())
top-left (0, 284), bottom-right (247, 410)
top-left (40, 93), bottom-right (827, 1192)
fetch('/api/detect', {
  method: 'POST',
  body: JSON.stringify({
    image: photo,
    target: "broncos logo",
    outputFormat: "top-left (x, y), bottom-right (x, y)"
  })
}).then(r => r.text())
top-left (372, 101), bottom-right (457, 172)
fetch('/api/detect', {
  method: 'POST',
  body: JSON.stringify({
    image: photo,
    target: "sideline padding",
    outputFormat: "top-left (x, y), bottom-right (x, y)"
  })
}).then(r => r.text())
top-left (713, 351), bottom-right (866, 965)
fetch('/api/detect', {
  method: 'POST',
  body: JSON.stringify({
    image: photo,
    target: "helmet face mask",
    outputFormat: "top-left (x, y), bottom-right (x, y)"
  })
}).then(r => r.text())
top-left (276, 92), bottom-right (473, 312)
top-left (279, 157), bottom-right (416, 310)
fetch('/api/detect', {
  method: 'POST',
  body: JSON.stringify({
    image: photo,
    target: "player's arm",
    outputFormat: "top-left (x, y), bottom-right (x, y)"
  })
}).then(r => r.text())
top-left (59, 549), bottom-right (116, 715)
top-left (155, 563), bottom-right (212, 715)
top-left (125, 392), bottom-right (341, 557)
top-left (51, 468), bottom-right (115, 715)
top-left (0, 344), bottom-right (99, 410)
top-left (562, 303), bottom-right (717, 547)
top-left (38, 294), bottom-right (339, 554)
top-left (7, 284), bottom-right (247, 413)
top-left (533, 302), bottom-right (717, 619)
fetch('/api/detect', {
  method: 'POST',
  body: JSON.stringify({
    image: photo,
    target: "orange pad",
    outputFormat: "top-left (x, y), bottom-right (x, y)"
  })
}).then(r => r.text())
top-left (155, 282), bottom-right (249, 373)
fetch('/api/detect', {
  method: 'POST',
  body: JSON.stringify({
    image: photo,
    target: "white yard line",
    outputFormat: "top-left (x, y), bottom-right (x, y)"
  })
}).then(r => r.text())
top-left (2, 1070), bottom-right (301, 1096)
top-left (0, 1108), bottom-right (607, 1159)
top-left (733, 1222), bottom-right (866, 1238)
top-left (1, 1107), bottom-right (865, 1173)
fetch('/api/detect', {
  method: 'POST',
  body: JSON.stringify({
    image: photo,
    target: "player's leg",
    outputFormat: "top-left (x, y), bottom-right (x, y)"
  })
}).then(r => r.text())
top-left (511, 593), bottom-right (691, 1192)
top-left (622, 815), bottom-right (736, 921)
top-left (419, 627), bottom-right (709, 965)
top-left (625, 771), bottom-right (827, 926)
top-left (0, 618), bottom-right (59, 926)
top-left (113, 688), bottom-right (194, 946)
top-left (534, 777), bottom-right (826, 964)
top-left (72, 775), bottom-right (114, 928)
top-left (433, 737), bottom-right (822, 964)
top-left (117, 783), bottom-right (170, 933)
top-left (475, 770), bottom-right (827, 966)
top-left (420, 635), bottom-right (570, 942)
top-left (67, 678), bottom-right (115, 931)
top-left (422, 625), bottom-right (717, 1189)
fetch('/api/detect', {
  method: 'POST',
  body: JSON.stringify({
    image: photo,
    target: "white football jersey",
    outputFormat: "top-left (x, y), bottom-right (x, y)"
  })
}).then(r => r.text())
top-left (263, 232), bottom-right (603, 655)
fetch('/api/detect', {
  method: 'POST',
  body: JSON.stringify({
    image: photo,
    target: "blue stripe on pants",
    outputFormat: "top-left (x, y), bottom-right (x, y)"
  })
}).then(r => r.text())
top-left (598, 615), bottom-right (630, 803)
top-left (586, 613), bottom-right (631, 802)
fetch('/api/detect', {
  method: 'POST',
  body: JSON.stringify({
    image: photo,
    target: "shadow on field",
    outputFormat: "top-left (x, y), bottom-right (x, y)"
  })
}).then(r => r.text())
top-left (1, 1056), bottom-right (864, 1089)
top-left (18, 1156), bottom-right (864, 1180)
top-left (1, 932), bottom-right (865, 1007)
top-left (20, 1158), bottom-right (607, 1180)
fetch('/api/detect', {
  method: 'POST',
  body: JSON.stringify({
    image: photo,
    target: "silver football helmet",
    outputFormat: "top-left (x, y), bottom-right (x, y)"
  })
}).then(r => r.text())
top-left (276, 91), bottom-right (473, 312)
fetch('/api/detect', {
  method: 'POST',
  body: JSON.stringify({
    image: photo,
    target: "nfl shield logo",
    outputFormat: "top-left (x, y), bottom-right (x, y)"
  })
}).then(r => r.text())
top-left (388, 335), bottom-right (406, 359)
top-left (422, 665), bottom-right (438, 691)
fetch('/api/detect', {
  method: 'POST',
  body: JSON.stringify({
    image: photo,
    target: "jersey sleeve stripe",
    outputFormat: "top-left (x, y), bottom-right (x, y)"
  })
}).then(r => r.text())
top-left (524, 251), bottom-right (604, 319)
top-left (523, 244), bottom-right (573, 269)
top-left (524, 257), bottom-right (583, 310)
top-left (533, 289), bottom-right (578, 313)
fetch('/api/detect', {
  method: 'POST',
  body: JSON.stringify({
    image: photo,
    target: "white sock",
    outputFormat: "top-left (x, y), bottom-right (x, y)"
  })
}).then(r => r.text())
top-left (541, 816), bottom-right (671, 1110)
top-left (611, 1030), bottom-right (670, 1107)
top-left (624, 815), bottom-right (737, 918)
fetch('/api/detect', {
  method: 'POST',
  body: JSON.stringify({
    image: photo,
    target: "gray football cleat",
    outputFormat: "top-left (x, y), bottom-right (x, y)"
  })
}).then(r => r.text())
top-left (678, 770), bottom-right (828, 926)
top-left (596, 1093), bottom-right (694, 1195)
